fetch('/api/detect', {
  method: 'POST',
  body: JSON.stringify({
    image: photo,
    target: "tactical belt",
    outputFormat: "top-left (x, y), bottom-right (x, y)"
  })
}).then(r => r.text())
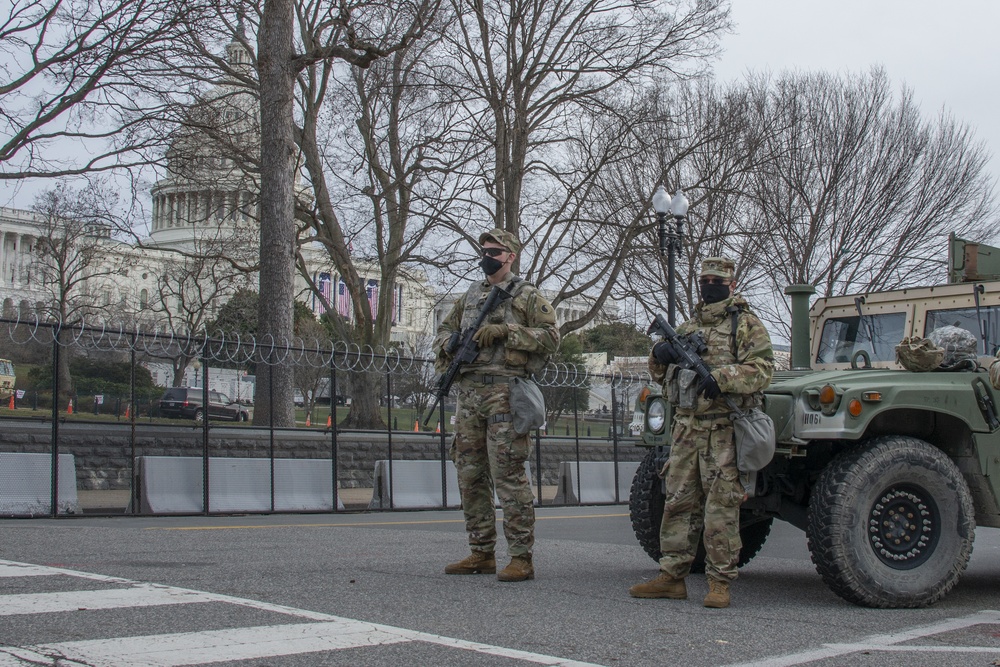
top-left (691, 411), bottom-right (730, 421)
top-left (488, 413), bottom-right (513, 424)
top-left (464, 373), bottom-right (522, 385)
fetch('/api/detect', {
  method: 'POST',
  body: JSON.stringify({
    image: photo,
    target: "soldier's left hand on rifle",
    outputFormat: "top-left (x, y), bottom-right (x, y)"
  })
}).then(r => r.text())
top-left (473, 323), bottom-right (508, 348)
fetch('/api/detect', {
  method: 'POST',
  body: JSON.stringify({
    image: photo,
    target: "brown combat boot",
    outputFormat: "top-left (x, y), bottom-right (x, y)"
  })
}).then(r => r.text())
top-left (628, 573), bottom-right (687, 599)
top-left (703, 579), bottom-right (731, 608)
top-left (444, 551), bottom-right (496, 575)
top-left (497, 555), bottom-right (534, 582)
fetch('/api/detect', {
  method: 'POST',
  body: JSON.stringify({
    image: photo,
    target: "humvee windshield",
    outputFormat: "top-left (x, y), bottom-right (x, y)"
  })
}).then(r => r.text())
top-left (816, 313), bottom-right (906, 364)
top-left (925, 306), bottom-right (1000, 354)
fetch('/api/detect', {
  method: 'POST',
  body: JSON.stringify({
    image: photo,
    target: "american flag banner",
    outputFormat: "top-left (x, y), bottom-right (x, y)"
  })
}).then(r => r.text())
top-left (366, 279), bottom-right (379, 319)
top-left (337, 279), bottom-right (352, 319)
top-left (316, 273), bottom-right (332, 315)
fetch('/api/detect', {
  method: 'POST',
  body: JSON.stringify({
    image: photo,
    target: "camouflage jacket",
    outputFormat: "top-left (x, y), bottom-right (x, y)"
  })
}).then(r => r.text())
top-left (649, 294), bottom-right (774, 415)
top-left (434, 273), bottom-right (560, 377)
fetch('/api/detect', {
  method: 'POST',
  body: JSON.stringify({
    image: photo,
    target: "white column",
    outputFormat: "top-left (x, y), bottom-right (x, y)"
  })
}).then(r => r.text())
top-left (0, 231), bottom-right (8, 285)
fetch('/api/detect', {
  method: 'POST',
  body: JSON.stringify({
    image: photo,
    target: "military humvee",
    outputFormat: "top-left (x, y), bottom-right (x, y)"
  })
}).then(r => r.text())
top-left (630, 236), bottom-right (1000, 607)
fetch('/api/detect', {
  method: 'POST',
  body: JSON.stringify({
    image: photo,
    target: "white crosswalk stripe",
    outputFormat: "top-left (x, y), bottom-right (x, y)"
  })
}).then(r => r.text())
top-left (0, 584), bottom-right (216, 615)
top-left (0, 558), bottom-right (606, 667)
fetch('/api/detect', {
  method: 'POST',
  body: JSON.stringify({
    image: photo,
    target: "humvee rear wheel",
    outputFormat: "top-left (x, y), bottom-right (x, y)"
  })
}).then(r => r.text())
top-left (629, 448), bottom-right (772, 572)
top-left (807, 435), bottom-right (975, 608)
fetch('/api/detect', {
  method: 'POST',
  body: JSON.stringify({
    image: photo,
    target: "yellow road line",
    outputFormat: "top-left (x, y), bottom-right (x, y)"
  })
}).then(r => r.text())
top-left (148, 512), bottom-right (628, 531)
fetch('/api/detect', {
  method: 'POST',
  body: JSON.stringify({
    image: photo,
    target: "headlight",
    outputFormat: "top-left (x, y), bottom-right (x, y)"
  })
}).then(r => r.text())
top-left (646, 397), bottom-right (667, 434)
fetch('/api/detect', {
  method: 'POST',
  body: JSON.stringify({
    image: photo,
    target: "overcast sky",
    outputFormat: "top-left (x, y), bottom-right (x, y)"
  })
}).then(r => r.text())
top-left (712, 0), bottom-right (1000, 199)
top-left (3, 0), bottom-right (999, 219)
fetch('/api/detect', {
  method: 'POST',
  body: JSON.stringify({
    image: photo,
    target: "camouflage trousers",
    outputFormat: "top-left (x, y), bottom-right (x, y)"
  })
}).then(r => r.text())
top-left (658, 416), bottom-right (743, 582)
top-left (451, 380), bottom-right (535, 557)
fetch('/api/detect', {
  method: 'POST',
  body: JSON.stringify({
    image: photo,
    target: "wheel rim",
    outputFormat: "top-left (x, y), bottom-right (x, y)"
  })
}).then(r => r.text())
top-left (868, 484), bottom-right (940, 570)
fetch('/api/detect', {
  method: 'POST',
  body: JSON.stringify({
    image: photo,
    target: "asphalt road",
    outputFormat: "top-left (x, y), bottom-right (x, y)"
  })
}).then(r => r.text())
top-left (3, 507), bottom-right (1000, 666)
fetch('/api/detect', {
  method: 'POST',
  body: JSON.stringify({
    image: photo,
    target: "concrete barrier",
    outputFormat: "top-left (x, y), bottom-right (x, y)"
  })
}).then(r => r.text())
top-left (138, 456), bottom-right (345, 514)
top-left (368, 460), bottom-right (461, 509)
top-left (368, 460), bottom-right (534, 509)
top-left (0, 452), bottom-right (79, 516)
top-left (552, 460), bottom-right (641, 504)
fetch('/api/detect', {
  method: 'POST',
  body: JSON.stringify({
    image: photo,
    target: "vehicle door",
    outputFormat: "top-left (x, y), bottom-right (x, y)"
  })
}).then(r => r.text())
top-left (215, 392), bottom-right (237, 420)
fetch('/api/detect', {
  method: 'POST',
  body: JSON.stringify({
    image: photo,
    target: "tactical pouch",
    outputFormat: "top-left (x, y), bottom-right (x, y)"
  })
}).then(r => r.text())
top-left (731, 407), bottom-right (776, 496)
top-left (676, 368), bottom-right (700, 410)
top-left (665, 364), bottom-right (681, 405)
top-left (509, 377), bottom-right (546, 435)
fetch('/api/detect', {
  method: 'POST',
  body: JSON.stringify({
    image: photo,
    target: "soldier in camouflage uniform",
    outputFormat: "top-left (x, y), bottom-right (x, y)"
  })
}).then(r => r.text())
top-left (629, 257), bottom-right (773, 608)
top-left (435, 228), bottom-right (560, 582)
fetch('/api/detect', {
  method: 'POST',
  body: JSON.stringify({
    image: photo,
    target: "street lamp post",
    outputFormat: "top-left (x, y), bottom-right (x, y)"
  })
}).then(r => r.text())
top-left (652, 184), bottom-right (689, 326)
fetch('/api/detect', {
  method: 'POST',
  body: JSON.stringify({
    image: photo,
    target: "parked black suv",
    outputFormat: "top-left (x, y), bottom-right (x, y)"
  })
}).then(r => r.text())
top-left (159, 387), bottom-right (251, 423)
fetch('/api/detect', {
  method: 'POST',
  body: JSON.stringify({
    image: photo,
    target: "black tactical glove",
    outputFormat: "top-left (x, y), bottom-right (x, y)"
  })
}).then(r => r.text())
top-left (698, 373), bottom-right (722, 400)
top-left (652, 341), bottom-right (680, 366)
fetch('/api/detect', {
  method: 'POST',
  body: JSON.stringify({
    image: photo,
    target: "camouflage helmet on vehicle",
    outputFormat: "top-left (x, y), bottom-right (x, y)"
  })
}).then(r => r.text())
top-left (927, 325), bottom-right (979, 371)
top-left (895, 336), bottom-right (945, 372)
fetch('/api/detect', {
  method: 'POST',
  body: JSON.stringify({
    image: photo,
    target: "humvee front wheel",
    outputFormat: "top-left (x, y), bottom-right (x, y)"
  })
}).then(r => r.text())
top-left (807, 435), bottom-right (975, 608)
top-left (629, 448), bottom-right (772, 572)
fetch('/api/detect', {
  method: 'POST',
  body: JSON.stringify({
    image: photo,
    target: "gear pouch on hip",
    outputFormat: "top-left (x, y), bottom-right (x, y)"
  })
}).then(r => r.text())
top-left (676, 368), bottom-right (700, 410)
top-left (509, 376), bottom-right (546, 436)
top-left (665, 364), bottom-right (680, 405)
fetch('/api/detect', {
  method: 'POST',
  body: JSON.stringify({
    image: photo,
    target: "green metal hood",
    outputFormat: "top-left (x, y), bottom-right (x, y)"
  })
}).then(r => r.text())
top-left (763, 368), bottom-right (997, 443)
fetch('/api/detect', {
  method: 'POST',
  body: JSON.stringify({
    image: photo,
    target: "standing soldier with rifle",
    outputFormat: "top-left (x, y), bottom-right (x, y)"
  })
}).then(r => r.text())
top-left (435, 229), bottom-right (559, 582)
top-left (629, 257), bottom-right (773, 608)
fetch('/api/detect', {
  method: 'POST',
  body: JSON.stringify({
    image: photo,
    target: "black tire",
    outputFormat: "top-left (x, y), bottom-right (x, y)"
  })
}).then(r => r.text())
top-left (629, 448), bottom-right (773, 572)
top-left (193, 408), bottom-right (205, 424)
top-left (806, 435), bottom-right (975, 608)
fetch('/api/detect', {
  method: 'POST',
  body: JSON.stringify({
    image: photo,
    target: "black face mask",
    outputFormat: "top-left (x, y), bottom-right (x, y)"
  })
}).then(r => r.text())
top-left (700, 283), bottom-right (730, 304)
top-left (480, 255), bottom-right (504, 276)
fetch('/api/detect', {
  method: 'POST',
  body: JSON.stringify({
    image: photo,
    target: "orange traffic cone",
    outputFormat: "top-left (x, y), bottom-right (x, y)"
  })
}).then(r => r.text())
top-left (327, 414), bottom-right (332, 427)
top-left (66, 398), bottom-right (73, 415)
top-left (435, 422), bottom-right (441, 433)
top-left (305, 412), bottom-right (311, 427)
top-left (8, 395), bottom-right (13, 410)
top-left (413, 420), bottom-right (420, 432)
top-left (124, 404), bottom-right (130, 419)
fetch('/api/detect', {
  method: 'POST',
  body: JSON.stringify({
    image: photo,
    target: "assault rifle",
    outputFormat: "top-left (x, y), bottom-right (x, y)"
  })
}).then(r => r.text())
top-left (647, 313), bottom-right (713, 385)
top-left (423, 285), bottom-right (513, 426)
top-left (647, 313), bottom-right (739, 410)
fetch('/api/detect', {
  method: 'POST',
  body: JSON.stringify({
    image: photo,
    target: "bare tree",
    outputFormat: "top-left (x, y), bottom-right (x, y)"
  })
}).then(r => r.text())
top-left (29, 180), bottom-right (127, 400)
top-left (293, 2), bottom-right (454, 427)
top-left (739, 68), bottom-right (997, 337)
top-left (151, 248), bottom-right (254, 386)
top-left (373, 0), bottom-right (729, 345)
top-left (292, 315), bottom-right (330, 417)
top-left (616, 69), bottom-right (997, 341)
top-left (253, 0), bottom-right (437, 427)
top-left (0, 0), bottom-right (212, 180)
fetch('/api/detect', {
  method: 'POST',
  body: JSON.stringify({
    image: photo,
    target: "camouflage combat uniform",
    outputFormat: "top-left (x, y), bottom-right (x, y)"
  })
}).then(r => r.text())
top-left (649, 294), bottom-right (774, 583)
top-left (434, 273), bottom-right (559, 558)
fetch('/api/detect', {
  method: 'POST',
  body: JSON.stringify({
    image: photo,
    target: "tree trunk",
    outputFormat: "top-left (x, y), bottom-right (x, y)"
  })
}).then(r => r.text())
top-left (340, 368), bottom-right (386, 429)
top-left (254, 0), bottom-right (297, 427)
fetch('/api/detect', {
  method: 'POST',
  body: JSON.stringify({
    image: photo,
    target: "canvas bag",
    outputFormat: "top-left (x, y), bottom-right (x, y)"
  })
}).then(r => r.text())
top-left (731, 407), bottom-right (775, 473)
top-left (509, 376), bottom-right (546, 435)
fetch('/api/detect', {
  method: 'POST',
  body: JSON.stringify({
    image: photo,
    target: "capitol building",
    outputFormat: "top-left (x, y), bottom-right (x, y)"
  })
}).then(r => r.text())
top-left (0, 31), bottom-right (608, 375)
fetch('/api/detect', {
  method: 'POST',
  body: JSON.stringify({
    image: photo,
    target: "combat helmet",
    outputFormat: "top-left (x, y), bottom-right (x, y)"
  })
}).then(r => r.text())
top-left (927, 325), bottom-right (979, 371)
